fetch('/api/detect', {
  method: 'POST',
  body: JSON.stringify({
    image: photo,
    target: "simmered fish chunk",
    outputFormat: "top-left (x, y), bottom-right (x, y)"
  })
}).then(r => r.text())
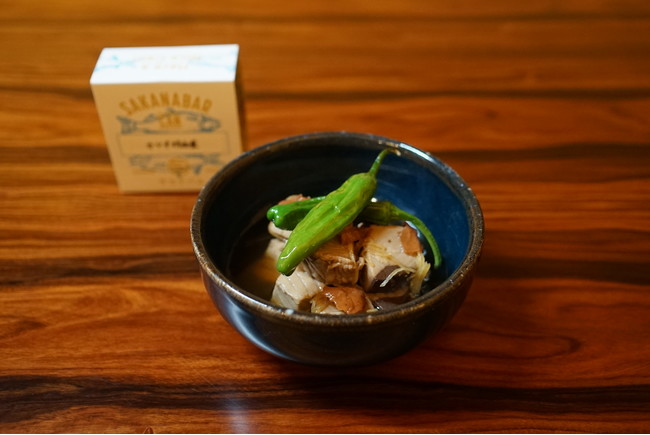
top-left (303, 237), bottom-right (361, 286)
top-left (270, 264), bottom-right (324, 311)
top-left (310, 285), bottom-right (372, 314)
top-left (360, 224), bottom-right (430, 298)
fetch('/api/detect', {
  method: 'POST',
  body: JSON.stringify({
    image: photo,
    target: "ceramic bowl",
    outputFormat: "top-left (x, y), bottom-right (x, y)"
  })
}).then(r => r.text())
top-left (190, 131), bottom-right (483, 366)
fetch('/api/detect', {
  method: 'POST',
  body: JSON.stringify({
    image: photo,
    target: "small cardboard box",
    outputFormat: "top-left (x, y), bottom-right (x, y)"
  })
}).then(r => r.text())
top-left (90, 44), bottom-right (245, 193)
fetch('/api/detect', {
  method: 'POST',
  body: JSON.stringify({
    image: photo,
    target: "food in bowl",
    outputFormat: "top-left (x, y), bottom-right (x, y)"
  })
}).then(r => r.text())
top-left (236, 148), bottom-right (443, 315)
top-left (192, 132), bottom-right (483, 366)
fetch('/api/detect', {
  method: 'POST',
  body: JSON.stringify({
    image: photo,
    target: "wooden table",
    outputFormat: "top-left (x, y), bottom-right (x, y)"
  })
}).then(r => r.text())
top-left (1, 0), bottom-right (649, 432)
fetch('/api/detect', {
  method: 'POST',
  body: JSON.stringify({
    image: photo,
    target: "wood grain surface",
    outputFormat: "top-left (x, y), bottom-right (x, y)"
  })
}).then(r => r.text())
top-left (1, 0), bottom-right (649, 432)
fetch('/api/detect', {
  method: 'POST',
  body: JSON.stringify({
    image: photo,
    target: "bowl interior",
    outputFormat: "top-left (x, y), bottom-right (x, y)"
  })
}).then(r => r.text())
top-left (197, 133), bottom-right (474, 308)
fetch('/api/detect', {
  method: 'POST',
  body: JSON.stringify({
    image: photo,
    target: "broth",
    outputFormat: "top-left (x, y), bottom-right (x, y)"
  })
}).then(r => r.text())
top-left (229, 218), bottom-right (278, 301)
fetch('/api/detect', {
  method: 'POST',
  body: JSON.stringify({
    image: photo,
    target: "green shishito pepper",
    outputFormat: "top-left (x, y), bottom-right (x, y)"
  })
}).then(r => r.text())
top-left (266, 196), bottom-right (324, 229)
top-left (268, 198), bottom-right (442, 269)
top-left (275, 148), bottom-right (394, 275)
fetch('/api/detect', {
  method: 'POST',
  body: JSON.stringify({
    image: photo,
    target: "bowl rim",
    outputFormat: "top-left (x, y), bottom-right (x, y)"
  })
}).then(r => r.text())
top-left (191, 131), bottom-right (484, 328)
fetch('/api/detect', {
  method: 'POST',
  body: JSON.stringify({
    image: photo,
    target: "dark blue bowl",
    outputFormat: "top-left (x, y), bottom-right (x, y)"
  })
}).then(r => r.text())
top-left (191, 132), bottom-right (483, 366)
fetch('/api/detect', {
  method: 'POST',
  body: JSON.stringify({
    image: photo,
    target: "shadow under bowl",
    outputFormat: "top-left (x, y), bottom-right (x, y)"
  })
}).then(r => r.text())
top-left (191, 131), bottom-right (483, 366)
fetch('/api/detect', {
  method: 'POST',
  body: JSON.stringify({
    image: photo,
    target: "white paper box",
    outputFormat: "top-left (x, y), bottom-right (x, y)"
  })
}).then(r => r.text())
top-left (90, 44), bottom-right (244, 192)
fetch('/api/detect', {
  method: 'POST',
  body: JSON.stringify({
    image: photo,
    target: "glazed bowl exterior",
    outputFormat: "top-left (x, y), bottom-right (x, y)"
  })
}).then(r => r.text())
top-left (190, 132), bottom-right (483, 366)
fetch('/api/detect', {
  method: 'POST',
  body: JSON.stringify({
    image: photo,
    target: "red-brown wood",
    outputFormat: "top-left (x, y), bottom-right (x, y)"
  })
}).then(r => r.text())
top-left (1, 0), bottom-right (649, 432)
